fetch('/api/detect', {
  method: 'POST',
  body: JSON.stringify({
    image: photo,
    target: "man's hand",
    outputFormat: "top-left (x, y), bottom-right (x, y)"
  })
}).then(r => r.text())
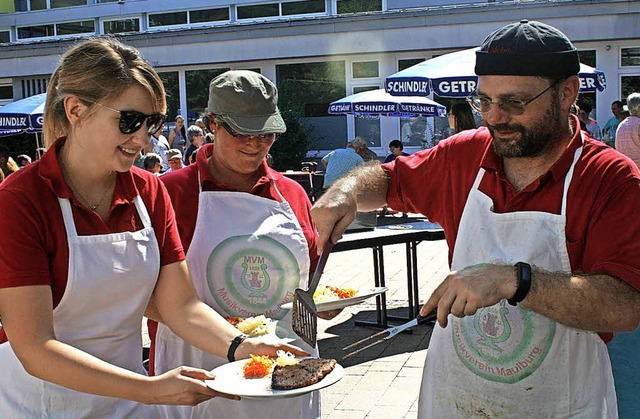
top-left (419, 264), bottom-right (518, 328)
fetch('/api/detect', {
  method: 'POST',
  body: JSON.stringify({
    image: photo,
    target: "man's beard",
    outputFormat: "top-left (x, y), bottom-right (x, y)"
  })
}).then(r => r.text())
top-left (488, 95), bottom-right (564, 158)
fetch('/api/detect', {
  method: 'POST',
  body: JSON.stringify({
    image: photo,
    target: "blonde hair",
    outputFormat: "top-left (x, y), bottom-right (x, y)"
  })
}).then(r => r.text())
top-left (44, 37), bottom-right (166, 148)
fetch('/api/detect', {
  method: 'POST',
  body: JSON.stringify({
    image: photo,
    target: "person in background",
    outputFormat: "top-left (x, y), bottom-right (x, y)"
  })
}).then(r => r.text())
top-left (163, 148), bottom-right (185, 174)
top-left (615, 92), bottom-right (640, 167)
top-left (183, 125), bottom-right (204, 166)
top-left (608, 93), bottom-right (640, 417)
top-left (0, 146), bottom-right (16, 178)
top-left (16, 154), bottom-right (32, 168)
top-left (602, 100), bottom-right (625, 147)
top-left (150, 70), bottom-right (324, 419)
top-left (355, 136), bottom-right (379, 161)
top-left (448, 102), bottom-right (476, 134)
top-left (321, 137), bottom-right (365, 189)
top-left (577, 102), bottom-right (602, 140)
top-left (168, 115), bottom-right (187, 150)
top-left (0, 37), bottom-right (305, 418)
top-left (384, 139), bottom-right (409, 163)
top-left (35, 147), bottom-right (47, 160)
top-left (311, 20), bottom-right (640, 417)
top-left (143, 152), bottom-right (162, 175)
top-left (150, 122), bottom-right (171, 172)
top-left (195, 118), bottom-right (207, 135)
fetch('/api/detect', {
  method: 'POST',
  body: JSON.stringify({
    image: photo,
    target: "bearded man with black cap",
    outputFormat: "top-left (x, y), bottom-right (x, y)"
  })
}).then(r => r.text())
top-left (147, 70), bottom-right (323, 419)
top-left (311, 20), bottom-right (640, 417)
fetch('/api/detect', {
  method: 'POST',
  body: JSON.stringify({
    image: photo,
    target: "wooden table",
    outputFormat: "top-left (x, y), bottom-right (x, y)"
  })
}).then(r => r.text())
top-left (333, 220), bottom-right (445, 329)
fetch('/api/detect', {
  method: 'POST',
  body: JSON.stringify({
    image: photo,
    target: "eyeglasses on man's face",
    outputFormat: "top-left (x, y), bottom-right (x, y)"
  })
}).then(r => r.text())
top-left (87, 100), bottom-right (166, 135)
top-left (466, 79), bottom-right (562, 116)
top-left (216, 119), bottom-right (276, 143)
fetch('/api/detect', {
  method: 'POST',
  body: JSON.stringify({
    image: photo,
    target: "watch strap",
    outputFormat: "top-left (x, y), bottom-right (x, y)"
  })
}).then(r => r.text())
top-left (227, 334), bottom-right (247, 362)
top-left (507, 262), bottom-right (532, 306)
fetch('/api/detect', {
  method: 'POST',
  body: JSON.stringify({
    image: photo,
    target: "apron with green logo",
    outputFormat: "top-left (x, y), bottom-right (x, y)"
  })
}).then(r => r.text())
top-left (418, 142), bottom-right (617, 418)
top-left (155, 180), bottom-right (319, 419)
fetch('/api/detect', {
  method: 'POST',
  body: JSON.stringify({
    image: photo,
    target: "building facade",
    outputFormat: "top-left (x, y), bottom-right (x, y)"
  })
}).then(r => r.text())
top-left (0, 0), bottom-right (639, 158)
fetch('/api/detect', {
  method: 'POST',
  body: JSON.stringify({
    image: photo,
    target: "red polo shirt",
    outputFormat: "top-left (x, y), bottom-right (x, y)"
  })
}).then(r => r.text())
top-left (160, 143), bottom-right (318, 259)
top-left (0, 138), bottom-right (185, 343)
top-left (146, 143), bottom-right (319, 374)
top-left (384, 118), bottom-right (640, 342)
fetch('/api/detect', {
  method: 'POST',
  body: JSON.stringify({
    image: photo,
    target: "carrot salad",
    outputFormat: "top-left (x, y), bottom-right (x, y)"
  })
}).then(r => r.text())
top-left (243, 355), bottom-right (274, 379)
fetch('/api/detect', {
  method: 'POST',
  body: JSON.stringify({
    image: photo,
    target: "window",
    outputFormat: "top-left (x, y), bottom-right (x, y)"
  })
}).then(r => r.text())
top-left (276, 61), bottom-right (347, 151)
top-left (237, 3), bottom-right (279, 19)
top-left (158, 71), bottom-right (180, 122)
top-left (103, 18), bottom-right (140, 34)
top-left (0, 31), bottom-right (9, 43)
top-left (578, 50), bottom-right (596, 67)
top-left (352, 85), bottom-right (381, 148)
top-left (186, 68), bottom-right (229, 123)
top-left (57, 20), bottom-right (94, 35)
top-left (352, 61), bottom-right (378, 79)
top-left (399, 58), bottom-right (425, 72)
top-left (0, 85), bottom-right (13, 101)
top-left (18, 24), bottom-right (54, 39)
top-left (622, 76), bottom-right (640, 102)
top-left (622, 48), bottom-right (640, 67)
top-left (190, 7), bottom-right (229, 24)
top-left (29, 0), bottom-right (46, 10)
top-left (337, 0), bottom-right (382, 14)
top-left (149, 12), bottom-right (187, 27)
top-left (14, 0), bottom-right (86, 10)
top-left (51, 0), bottom-right (86, 7)
top-left (282, 0), bottom-right (324, 16)
top-left (21, 78), bottom-right (48, 97)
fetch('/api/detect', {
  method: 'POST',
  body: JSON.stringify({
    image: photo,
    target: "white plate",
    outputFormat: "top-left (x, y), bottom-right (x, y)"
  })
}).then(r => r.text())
top-left (280, 286), bottom-right (388, 312)
top-left (240, 319), bottom-right (298, 344)
top-left (205, 359), bottom-right (344, 399)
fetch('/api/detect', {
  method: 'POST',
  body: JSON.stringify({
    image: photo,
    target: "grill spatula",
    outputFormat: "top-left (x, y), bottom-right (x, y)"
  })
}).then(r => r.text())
top-left (292, 242), bottom-right (333, 347)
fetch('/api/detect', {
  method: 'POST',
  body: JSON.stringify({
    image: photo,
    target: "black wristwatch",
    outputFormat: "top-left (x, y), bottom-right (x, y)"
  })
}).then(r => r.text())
top-left (507, 262), bottom-right (532, 306)
top-left (227, 334), bottom-right (247, 362)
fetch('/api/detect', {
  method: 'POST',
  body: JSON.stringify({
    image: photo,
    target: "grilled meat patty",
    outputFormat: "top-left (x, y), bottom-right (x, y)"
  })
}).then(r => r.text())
top-left (271, 358), bottom-right (337, 390)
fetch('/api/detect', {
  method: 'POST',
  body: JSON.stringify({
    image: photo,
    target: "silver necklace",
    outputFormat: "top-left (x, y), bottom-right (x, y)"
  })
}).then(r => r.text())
top-left (60, 158), bottom-right (114, 212)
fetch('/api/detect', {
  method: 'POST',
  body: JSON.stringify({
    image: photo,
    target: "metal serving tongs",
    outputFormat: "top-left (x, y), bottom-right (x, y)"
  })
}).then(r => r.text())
top-left (342, 309), bottom-right (438, 358)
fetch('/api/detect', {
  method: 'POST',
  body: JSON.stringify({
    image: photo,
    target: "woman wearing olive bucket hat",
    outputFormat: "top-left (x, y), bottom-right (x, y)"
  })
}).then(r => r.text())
top-left (149, 70), bottom-right (326, 418)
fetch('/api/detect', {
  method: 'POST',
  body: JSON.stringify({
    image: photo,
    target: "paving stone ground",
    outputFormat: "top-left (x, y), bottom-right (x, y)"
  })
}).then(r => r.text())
top-left (315, 218), bottom-right (449, 419)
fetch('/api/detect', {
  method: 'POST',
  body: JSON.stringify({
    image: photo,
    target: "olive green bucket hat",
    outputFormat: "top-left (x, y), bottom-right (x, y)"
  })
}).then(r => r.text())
top-left (207, 70), bottom-right (287, 134)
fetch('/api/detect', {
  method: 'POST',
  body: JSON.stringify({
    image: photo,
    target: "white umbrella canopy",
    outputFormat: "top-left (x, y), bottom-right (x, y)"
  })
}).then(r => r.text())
top-left (328, 89), bottom-right (447, 117)
top-left (385, 47), bottom-right (607, 98)
top-left (0, 93), bottom-right (46, 137)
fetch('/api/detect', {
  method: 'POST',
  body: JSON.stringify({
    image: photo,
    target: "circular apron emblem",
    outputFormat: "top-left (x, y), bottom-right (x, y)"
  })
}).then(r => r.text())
top-left (452, 302), bottom-right (556, 383)
top-left (207, 235), bottom-right (300, 319)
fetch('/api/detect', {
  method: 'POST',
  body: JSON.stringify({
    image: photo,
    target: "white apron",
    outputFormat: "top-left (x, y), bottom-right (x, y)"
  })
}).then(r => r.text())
top-left (0, 195), bottom-right (162, 418)
top-left (418, 143), bottom-right (618, 418)
top-left (155, 179), bottom-right (320, 419)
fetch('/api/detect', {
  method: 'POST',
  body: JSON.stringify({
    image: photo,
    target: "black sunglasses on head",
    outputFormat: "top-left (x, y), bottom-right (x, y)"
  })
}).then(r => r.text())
top-left (87, 100), bottom-right (166, 135)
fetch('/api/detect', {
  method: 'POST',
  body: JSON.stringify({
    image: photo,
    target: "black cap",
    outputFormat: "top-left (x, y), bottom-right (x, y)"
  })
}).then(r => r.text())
top-left (475, 20), bottom-right (580, 78)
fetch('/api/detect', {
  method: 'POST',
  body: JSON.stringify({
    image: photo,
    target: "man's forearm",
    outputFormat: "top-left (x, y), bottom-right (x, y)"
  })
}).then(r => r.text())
top-left (523, 269), bottom-right (640, 333)
top-left (333, 161), bottom-right (389, 212)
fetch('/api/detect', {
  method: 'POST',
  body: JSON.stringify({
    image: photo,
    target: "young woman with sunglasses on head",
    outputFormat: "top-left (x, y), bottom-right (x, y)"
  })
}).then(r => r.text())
top-left (0, 38), bottom-right (305, 418)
